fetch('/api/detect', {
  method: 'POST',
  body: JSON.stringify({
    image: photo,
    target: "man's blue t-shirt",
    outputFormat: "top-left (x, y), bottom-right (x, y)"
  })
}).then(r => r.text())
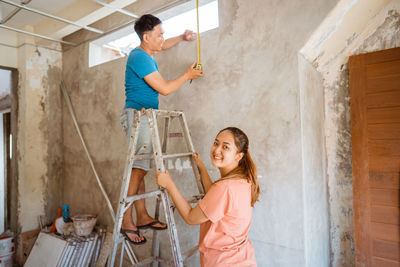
top-left (125, 48), bottom-right (159, 109)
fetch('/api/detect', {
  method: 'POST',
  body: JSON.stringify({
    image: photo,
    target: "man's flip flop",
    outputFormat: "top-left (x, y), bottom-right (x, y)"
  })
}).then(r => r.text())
top-left (137, 220), bottom-right (168, 231)
top-left (121, 229), bottom-right (147, 245)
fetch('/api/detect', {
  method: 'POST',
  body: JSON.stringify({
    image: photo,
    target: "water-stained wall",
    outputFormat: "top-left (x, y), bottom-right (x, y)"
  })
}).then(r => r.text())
top-left (17, 42), bottom-right (63, 230)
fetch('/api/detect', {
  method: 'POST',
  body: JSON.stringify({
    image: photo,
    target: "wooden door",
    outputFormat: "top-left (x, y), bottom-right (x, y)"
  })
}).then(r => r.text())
top-left (350, 47), bottom-right (400, 267)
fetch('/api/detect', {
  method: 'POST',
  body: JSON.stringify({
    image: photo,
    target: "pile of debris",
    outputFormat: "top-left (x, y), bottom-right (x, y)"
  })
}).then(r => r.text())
top-left (24, 228), bottom-right (107, 267)
top-left (24, 207), bottom-right (109, 267)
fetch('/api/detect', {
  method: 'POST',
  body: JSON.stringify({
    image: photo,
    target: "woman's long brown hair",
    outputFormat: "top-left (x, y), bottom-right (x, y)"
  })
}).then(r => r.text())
top-left (218, 127), bottom-right (260, 206)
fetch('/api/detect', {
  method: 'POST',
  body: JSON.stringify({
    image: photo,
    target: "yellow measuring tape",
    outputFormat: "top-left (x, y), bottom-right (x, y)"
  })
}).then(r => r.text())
top-left (194, 0), bottom-right (202, 71)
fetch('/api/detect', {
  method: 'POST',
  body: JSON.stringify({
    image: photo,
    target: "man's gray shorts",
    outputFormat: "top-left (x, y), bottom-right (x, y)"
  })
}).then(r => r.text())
top-left (120, 108), bottom-right (153, 171)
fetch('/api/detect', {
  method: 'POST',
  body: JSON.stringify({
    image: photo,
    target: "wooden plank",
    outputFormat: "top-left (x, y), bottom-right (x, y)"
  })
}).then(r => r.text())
top-left (368, 123), bottom-right (400, 140)
top-left (368, 156), bottom-right (400, 172)
top-left (369, 172), bottom-right (400, 189)
top-left (368, 140), bottom-right (400, 157)
top-left (372, 239), bottom-right (400, 261)
top-left (367, 75), bottom-right (400, 94)
top-left (366, 60), bottom-right (400, 78)
top-left (371, 206), bottom-right (399, 225)
top-left (366, 91), bottom-right (400, 108)
top-left (370, 189), bottom-right (399, 206)
top-left (372, 257), bottom-right (400, 267)
top-left (371, 222), bottom-right (399, 242)
top-left (367, 107), bottom-right (400, 124)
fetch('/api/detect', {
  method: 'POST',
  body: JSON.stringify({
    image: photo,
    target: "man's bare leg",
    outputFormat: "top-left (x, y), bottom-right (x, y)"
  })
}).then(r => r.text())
top-left (121, 168), bottom-right (166, 242)
top-left (135, 178), bottom-right (167, 228)
top-left (122, 168), bottom-right (147, 243)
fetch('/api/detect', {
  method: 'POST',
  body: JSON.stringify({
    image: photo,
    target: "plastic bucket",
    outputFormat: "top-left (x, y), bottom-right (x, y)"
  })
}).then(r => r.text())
top-left (0, 237), bottom-right (14, 257)
top-left (0, 254), bottom-right (13, 267)
top-left (73, 215), bottom-right (97, 236)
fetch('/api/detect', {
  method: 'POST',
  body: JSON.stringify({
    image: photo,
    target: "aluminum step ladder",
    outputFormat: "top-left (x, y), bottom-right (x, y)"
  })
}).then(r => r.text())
top-left (108, 109), bottom-right (205, 267)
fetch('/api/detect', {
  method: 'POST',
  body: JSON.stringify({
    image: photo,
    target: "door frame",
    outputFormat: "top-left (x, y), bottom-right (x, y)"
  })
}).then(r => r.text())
top-left (0, 65), bottom-right (19, 232)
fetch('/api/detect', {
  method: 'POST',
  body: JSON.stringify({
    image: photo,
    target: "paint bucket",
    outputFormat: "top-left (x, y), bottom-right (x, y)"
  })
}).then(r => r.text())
top-left (0, 235), bottom-right (14, 267)
top-left (0, 236), bottom-right (14, 257)
top-left (72, 215), bottom-right (97, 236)
top-left (0, 254), bottom-right (13, 267)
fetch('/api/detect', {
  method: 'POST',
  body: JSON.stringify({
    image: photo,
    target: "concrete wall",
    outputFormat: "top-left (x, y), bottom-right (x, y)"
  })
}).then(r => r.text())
top-left (62, 0), bottom-right (338, 266)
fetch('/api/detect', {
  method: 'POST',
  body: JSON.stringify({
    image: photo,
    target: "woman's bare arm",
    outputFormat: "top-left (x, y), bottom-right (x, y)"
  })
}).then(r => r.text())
top-left (156, 170), bottom-right (209, 225)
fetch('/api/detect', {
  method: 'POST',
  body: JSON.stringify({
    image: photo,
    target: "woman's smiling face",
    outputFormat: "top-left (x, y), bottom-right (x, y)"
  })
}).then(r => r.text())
top-left (210, 130), bottom-right (243, 172)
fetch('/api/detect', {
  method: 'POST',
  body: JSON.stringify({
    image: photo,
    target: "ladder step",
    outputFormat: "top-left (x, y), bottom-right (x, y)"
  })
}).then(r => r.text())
top-left (153, 110), bottom-right (183, 117)
top-left (133, 152), bottom-right (193, 161)
top-left (163, 152), bottom-right (193, 159)
top-left (125, 189), bottom-right (162, 204)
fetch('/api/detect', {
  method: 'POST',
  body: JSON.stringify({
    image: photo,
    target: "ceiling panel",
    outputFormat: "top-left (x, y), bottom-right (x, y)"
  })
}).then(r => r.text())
top-left (0, 0), bottom-right (77, 27)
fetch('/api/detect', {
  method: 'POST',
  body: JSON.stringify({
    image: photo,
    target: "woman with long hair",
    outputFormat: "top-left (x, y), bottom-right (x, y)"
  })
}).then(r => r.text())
top-left (157, 127), bottom-right (260, 266)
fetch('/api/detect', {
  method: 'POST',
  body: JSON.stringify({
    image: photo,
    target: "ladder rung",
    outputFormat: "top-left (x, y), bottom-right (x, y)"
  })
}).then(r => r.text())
top-left (133, 152), bottom-right (193, 161)
top-left (125, 189), bottom-right (162, 203)
top-left (163, 152), bottom-right (192, 159)
top-left (153, 110), bottom-right (183, 117)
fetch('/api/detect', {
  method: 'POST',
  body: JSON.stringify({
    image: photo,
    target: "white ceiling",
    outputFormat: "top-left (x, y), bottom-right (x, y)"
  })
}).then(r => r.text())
top-left (0, 0), bottom-right (141, 43)
top-left (0, 0), bottom-right (78, 27)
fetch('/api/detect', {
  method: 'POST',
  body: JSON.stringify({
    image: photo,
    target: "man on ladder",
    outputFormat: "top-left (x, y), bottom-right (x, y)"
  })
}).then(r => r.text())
top-left (120, 14), bottom-right (203, 245)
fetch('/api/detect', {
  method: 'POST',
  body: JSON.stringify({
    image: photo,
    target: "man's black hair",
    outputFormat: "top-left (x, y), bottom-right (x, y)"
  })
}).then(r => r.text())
top-left (134, 14), bottom-right (162, 41)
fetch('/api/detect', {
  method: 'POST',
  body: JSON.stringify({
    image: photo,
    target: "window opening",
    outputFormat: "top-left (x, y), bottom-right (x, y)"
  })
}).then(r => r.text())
top-left (0, 68), bottom-right (12, 233)
top-left (89, 0), bottom-right (219, 67)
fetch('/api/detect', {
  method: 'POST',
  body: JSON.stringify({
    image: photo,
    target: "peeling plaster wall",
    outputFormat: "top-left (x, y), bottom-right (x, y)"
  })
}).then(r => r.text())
top-left (0, 27), bottom-right (64, 265)
top-left (16, 34), bottom-right (63, 234)
top-left (300, 1), bottom-right (400, 266)
top-left (62, 0), bottom-right (338, 266)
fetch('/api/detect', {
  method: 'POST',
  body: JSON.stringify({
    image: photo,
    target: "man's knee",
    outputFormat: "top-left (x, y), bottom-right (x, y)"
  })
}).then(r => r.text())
top-left (132, 168), bottom-right (147, 179)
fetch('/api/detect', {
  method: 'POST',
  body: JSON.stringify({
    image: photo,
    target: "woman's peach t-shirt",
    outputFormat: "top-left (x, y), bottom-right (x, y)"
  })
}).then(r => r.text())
top-left (198, 178), bottom-right (256, 267)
